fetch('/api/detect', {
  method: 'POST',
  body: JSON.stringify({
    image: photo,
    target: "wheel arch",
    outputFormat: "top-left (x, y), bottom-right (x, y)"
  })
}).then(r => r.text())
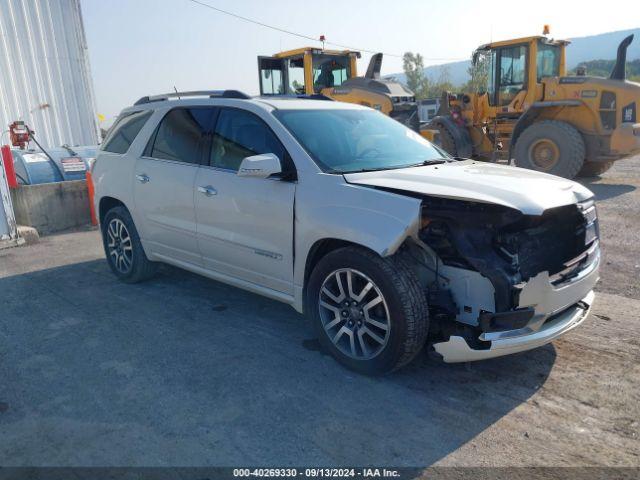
top-left (510, 100), bottom-right (587, 157)
top-left (303, 238), bottom-right (378, 291)
top-left (98, 196), bottom-right (127, 226)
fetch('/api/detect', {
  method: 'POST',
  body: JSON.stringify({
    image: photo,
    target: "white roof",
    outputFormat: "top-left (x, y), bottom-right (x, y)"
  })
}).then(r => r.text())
top-left (253, 97), bottom-right (367, 111)
top-left (122, 94), bottom-right (369, 115)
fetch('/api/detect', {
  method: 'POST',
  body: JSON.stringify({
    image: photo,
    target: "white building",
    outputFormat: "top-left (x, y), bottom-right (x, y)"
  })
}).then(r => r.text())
top-left (418, 98), bottom-right (440, 123)
top-left (0, 0), bottom-right (100, 149)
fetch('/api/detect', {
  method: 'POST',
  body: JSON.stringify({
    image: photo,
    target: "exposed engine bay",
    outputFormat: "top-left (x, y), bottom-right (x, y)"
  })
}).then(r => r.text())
top-left (402, 195), bottom-right (600, 353)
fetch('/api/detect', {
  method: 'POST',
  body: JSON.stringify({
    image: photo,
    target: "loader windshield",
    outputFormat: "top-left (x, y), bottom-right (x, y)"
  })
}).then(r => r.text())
top-left (275, 108), bottom-right (447, 173)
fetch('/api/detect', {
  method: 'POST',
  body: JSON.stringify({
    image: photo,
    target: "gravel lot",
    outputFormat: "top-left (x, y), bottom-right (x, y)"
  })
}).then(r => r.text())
top-left (0, 157), bottom-right (639, 469)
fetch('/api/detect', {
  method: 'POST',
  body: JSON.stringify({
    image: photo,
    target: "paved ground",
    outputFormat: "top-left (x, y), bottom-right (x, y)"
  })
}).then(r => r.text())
top-left (0, 158), bottom-right (639, 467)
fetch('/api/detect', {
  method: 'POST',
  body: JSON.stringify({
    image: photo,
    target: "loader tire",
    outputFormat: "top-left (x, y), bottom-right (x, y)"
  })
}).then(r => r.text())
top-left (577, 161), bottom-right (614, 177)
top-left (514, 120), bottom-right (585, 178)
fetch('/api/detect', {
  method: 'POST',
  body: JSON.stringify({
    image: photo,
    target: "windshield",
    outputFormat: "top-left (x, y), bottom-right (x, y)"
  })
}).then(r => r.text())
top-left (312, 54), bottom-right (351, 92)
top-left (274, 109), bottom-right (448, 173)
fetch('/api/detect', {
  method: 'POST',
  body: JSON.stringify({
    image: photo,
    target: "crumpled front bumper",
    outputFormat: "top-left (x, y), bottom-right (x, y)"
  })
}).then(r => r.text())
top-left (433, 247), bottom-right (600, 363)
top-left (434, 291), bottom-right (593, 362)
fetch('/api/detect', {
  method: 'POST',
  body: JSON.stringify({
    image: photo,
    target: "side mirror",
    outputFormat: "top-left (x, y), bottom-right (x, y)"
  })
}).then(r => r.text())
top-left (237, 153), bottom-right (282, 179)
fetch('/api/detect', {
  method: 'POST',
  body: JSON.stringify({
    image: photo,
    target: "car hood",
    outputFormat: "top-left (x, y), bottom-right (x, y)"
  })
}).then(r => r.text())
top-left (343, 160), bottom-right (594, 215)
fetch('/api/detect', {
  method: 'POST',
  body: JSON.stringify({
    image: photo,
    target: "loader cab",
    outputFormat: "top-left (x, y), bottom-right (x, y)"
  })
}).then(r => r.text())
top-left (258, 47), bottom-right (360, 96)
top-left (475, 37), bottom-right (567, 111)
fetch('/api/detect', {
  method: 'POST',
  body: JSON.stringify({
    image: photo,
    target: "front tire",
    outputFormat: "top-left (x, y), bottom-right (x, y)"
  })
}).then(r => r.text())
top-left (514, 120), bottom-right (585, 178)
top-left (101, 206), bottom-right (157, 283)
top-left (306, 246), bottom-right (429, 375)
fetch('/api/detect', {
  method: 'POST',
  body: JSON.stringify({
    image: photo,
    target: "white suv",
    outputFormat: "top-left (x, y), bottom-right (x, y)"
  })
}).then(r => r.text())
top-left (93, 90), bottom-right (600, 375)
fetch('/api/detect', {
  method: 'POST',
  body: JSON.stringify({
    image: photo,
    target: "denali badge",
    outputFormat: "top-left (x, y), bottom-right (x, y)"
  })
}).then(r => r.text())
top-left (254, 249), bottom-right (282, 260)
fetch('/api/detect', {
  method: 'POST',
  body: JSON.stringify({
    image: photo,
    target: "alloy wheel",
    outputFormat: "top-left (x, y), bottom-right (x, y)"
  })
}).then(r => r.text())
top-left (106, 218), bottom-right (133, 274)
top-left (318, 268), bottom-right (391, 360)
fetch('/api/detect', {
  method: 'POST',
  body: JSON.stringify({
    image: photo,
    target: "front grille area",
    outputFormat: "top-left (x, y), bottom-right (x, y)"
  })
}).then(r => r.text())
top-left (496, 202), bottom-right (598, 283)
top-left (419, 197), bottom-right (598, 312)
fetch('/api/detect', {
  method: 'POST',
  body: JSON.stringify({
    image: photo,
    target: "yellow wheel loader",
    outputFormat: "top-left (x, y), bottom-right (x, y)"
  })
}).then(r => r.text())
top-left (429, 34), bottom-right (640, 178)
top-left (258, 47), bottom-right (420, 131)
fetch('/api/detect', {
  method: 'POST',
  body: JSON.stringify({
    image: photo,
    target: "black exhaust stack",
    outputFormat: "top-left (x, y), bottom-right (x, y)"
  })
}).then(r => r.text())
top-left (365, 53), bottom-right (383, 79)
top-left (609, 34), bottom-right (634, 80)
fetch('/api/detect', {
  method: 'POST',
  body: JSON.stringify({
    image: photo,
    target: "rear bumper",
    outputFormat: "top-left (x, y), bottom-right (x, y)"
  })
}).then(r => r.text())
top-left (433, 290), bottom-right (594, 362)
top-left (610, 122), bottom-right (640, 157)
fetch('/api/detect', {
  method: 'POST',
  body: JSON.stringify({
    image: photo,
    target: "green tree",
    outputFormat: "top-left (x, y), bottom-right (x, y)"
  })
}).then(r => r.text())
top-left (427, 66), bottom-right (455, 98)
top-left (463, 50), bottom-right (490, 93)
top-left (402, 52), bottom-right (430, 99)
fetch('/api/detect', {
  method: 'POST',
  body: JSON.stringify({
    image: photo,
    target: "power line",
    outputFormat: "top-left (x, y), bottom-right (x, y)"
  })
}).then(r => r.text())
top-left (185, 0), bottom-right (464, 61)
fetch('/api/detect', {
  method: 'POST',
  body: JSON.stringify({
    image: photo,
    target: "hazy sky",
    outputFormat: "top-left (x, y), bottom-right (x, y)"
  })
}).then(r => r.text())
top-left (81, 0), bottom-right (639, 122)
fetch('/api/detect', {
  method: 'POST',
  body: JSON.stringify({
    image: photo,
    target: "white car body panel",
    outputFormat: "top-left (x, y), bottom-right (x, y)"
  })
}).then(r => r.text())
top-left (134, 157), bottom-right (200, 265)
top-left (292, 175), bottom-right (422, 312)
top-left (194, 166), bottom-right (295, 295)
top-left (344, 160), bottom-right (594, 215)
top-left (93, 96), bottom-right (599, 364)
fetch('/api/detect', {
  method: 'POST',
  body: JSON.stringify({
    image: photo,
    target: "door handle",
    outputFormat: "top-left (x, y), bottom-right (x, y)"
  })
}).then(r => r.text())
top-left (197, 185), bottom-right (217, 197)
top-left (136, 174), bottom-right (150, 184)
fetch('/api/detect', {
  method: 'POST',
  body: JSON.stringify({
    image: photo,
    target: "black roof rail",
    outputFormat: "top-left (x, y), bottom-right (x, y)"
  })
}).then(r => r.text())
top-left (134, 90), bottom-right (251, 105)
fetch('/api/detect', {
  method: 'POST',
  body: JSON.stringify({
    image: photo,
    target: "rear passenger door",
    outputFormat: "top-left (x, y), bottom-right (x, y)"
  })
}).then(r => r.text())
top-left (134, 107), bottom-right (215, 266)
top-left (194, 107), bottom-right (296, 295)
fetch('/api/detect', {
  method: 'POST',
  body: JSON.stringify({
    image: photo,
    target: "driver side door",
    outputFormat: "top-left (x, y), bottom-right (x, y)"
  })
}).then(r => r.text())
top-left (488, 45), bottom-right (528, 107)
top-left (194, 107), bottom-right (296, 295)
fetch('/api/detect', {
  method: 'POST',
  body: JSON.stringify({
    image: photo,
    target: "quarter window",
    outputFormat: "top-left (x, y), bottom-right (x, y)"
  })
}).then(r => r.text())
top-left (210, 108), bottom-right (285, 171)
top-left (148, 108), bottom-right (216, 164)
top-left (102, 110), bottom-right (152, 154)
top-left (536, 42), bottom-right (560, 81)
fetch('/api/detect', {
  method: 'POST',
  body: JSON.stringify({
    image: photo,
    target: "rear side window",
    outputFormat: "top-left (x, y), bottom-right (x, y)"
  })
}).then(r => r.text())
top-left (102, 110), bottom-right (152, 154)
top-left (147, 108), bottom-right (216, 164)
top-left (210, 108), bottom-right (285, 171)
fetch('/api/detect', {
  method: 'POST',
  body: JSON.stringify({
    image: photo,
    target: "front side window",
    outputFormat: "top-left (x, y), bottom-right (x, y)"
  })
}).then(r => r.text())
top-left (487, 49), bottom-right (497, 106)
top-left (210, 108), bottom-right (285, 171)
top-left (537, 42), bottom-right (560, 81)
top-left (274, 108), bottom-right (447, 173)
top-left (148, 108), bottom-right (215, 164)
top-left (287, 57), bottom-right (306, 94)
top-left (312, 54), bottom-right (351, 92)
top-left (259, 57), bottom-right (285, 95)
top-left (102, 110), bottom-right (152, 154)
top-left (498, 45), bottom-right (527, 106)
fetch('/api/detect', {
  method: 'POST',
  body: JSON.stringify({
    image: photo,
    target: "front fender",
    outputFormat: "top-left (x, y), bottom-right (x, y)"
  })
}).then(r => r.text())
top-left (294, 180), bottom-right (421, 289)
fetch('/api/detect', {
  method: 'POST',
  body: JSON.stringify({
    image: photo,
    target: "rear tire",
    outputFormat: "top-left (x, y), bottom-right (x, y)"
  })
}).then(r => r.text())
top-left (306, 246), bottom-right (429, 375)
top-left (101, 206), bottom-right (157, 283)
top-left (577, 160), bottom-right (614, 177)
top-left (513, 120), bottom-right (585, 178)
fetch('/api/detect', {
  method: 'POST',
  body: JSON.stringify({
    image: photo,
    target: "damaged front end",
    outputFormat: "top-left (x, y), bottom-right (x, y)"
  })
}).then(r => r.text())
top-left (412, 196), bottom-right (600, 362)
